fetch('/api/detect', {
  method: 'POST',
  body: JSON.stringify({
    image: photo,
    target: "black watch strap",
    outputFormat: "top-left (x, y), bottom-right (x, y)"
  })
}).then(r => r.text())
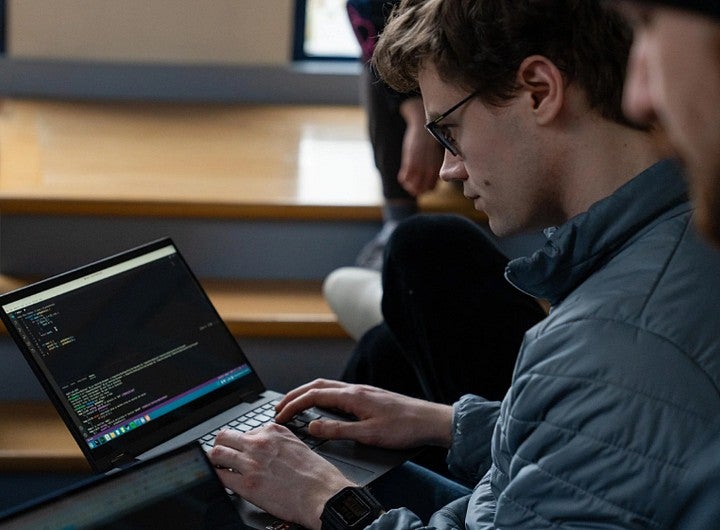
top-left (321, 486), bottom-right (384, 530)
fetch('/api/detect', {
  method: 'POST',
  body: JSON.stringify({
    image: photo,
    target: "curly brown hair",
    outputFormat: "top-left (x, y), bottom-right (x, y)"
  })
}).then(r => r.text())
top-left (373, 0), bottom-right (636, 126)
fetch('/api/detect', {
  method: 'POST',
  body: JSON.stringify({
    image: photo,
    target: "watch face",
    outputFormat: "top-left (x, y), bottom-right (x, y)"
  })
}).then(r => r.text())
top-left (322, 486), bottom-right (384, 530)
top-left (335, 490), bottom-right (371, 524)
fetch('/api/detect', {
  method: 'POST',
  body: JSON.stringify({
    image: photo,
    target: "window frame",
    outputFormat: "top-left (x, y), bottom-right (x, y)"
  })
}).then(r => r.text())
top-left (293, 0), bottom-right (358, 62)
top-left (0, 0), bottom-right (6, 54)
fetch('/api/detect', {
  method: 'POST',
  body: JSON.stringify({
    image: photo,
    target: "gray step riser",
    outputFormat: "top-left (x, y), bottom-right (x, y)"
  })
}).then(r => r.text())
top-left (0, 215), bottom-right (381, 280)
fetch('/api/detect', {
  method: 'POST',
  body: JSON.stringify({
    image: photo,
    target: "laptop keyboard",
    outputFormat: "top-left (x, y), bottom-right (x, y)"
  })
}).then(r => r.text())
top-left (198, 400), bottom-right (327, 452)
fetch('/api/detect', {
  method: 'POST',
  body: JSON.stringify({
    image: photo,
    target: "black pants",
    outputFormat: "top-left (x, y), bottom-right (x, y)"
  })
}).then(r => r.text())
top-left (342, 214), bottom-right (546, 404)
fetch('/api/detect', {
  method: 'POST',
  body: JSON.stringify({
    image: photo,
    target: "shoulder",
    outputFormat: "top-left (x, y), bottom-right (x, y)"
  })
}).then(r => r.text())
top-left (512, 210), bottom-right (720, 422)
top-left (532, 212), bottom-right (720, 386)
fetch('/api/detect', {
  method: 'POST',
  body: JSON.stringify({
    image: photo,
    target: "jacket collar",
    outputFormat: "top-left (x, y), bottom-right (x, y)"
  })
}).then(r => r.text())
top-left (505, 159), bottom-right (689, 305)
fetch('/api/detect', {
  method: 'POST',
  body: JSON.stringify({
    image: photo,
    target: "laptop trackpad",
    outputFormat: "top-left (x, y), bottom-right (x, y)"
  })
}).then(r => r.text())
top-left (315, 440), bottom-right (396, 485)
top-left (321, 455), bottom-right (375, 485)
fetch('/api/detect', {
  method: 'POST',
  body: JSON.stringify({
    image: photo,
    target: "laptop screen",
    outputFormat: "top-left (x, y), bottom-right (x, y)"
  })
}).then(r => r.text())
top-left (0, 443), bottom-right (248, 530)
top-left (0, 239), bottom-right (265, 469)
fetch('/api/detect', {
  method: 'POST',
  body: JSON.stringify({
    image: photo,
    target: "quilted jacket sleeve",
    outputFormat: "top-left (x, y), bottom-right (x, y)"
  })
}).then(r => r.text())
top-left (446, 395), bottom-right (501, 484)
top-left (366, 498), bottom-right (472, 530)
top-left (489, 318), bottom-right (715, 529)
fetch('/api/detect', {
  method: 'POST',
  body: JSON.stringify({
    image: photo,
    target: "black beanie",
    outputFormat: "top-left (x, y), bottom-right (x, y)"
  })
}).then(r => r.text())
top-left (642, 1), bottom-right (720, 19)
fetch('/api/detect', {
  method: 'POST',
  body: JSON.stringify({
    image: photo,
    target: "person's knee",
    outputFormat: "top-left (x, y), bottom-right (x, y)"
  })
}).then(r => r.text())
top-left (385, 214), bottom-right (504, 280)
top-left (387, 215), bottom-right (475, 261)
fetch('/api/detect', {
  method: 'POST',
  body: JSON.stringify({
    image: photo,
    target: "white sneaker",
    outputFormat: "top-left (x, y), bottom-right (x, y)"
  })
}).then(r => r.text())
top-left (323, 267), bottom-right (383, 340)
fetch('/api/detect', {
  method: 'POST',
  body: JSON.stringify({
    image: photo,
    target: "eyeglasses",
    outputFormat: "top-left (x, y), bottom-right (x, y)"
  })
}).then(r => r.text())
top-left (425, 90), bottom-right (479, 156)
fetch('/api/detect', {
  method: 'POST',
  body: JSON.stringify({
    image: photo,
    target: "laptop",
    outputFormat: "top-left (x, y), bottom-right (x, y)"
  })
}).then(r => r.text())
top-left (0, 442), bottom-right (249, 530)
top-left (0, 238), bottom-right (410, 485)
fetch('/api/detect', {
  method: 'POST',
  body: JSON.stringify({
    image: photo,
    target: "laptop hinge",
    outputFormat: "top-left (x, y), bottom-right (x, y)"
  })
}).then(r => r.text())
top-left (111, 452), bottom-right (140, 469)
top-left (242, 392), bottom-right (262, 404)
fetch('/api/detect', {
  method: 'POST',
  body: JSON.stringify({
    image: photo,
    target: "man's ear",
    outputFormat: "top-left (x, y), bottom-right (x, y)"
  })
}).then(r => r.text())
top-left (516, 55), bottom-right (564, 125)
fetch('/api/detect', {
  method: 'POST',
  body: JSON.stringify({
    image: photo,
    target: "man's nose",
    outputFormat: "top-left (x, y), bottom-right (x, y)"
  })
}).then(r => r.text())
top-left (439, 150), bottom-right (468, 182)
top-left (622, 36), bottom-right (658, 126)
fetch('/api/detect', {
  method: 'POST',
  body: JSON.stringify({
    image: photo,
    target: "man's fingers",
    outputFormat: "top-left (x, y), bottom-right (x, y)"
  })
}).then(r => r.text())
top-left (307, 419), bottom-right (357, 440)
top-left (209, 442), bottom-right (250, 472)
top-left (276, 379), bottom-right (347, 412)
top-left (214, 429), bottom-right (246, 449)
top-left (275, 387), bottom-right (355, 424)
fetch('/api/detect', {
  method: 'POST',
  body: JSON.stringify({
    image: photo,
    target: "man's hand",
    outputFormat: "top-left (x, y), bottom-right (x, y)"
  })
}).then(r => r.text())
top-left (397, 97), bottom-right (444, 196)
top-left (208, 424), bottom-right (355, 530)
top-left (275, 379), bottom-right (454, 449)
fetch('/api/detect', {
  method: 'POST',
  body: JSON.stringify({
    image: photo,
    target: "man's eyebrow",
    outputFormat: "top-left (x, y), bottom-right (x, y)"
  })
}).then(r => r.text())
top-left (424, 104), bottom-right (446, 122)
top-left (426, 111), bottom-right (441, 122)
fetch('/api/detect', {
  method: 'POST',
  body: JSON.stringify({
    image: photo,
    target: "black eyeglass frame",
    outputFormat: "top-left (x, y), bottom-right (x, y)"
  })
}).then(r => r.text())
top-left (424, 90), bottom-right (479, 156)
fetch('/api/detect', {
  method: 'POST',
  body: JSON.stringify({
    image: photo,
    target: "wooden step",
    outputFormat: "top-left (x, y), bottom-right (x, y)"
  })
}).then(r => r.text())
top-left (0, 98), bottom-right (484, 222)
top-left (0, 275), bottom-right (347, 339)
top-left (0, 401), bottom-right (88, 472)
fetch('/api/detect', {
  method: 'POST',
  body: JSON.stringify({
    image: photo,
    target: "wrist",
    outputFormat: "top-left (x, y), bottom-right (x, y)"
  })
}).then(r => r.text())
top-left (311, 480), bottom-right (356, 530)
top-left (417, 402), bottom-right (454, 448)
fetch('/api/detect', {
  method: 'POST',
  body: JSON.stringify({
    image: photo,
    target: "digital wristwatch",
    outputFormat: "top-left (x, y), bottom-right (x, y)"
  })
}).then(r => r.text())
top-left (320, 486), bottom-right (384, 530)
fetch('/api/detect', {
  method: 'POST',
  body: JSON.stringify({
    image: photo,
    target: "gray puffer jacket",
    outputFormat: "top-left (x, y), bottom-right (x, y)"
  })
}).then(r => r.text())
top-left (369, 159), bottom-right (720, 530)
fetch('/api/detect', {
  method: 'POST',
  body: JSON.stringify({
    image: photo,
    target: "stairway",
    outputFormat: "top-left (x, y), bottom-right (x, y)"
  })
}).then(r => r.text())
top-left (0, 98), bottom-right (483, 474)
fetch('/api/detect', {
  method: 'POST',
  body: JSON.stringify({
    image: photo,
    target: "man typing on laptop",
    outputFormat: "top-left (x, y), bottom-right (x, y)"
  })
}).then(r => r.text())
top-left (209, 1), bottom-right (720, 529)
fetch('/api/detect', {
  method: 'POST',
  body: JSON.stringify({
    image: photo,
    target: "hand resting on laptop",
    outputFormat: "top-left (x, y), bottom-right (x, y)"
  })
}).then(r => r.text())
top-left (210, 423), bottom-right (354, 530)
top-left (208, 379), bottom-right (453, 530)
top-left (275, 378), bottom-right (453, 450)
